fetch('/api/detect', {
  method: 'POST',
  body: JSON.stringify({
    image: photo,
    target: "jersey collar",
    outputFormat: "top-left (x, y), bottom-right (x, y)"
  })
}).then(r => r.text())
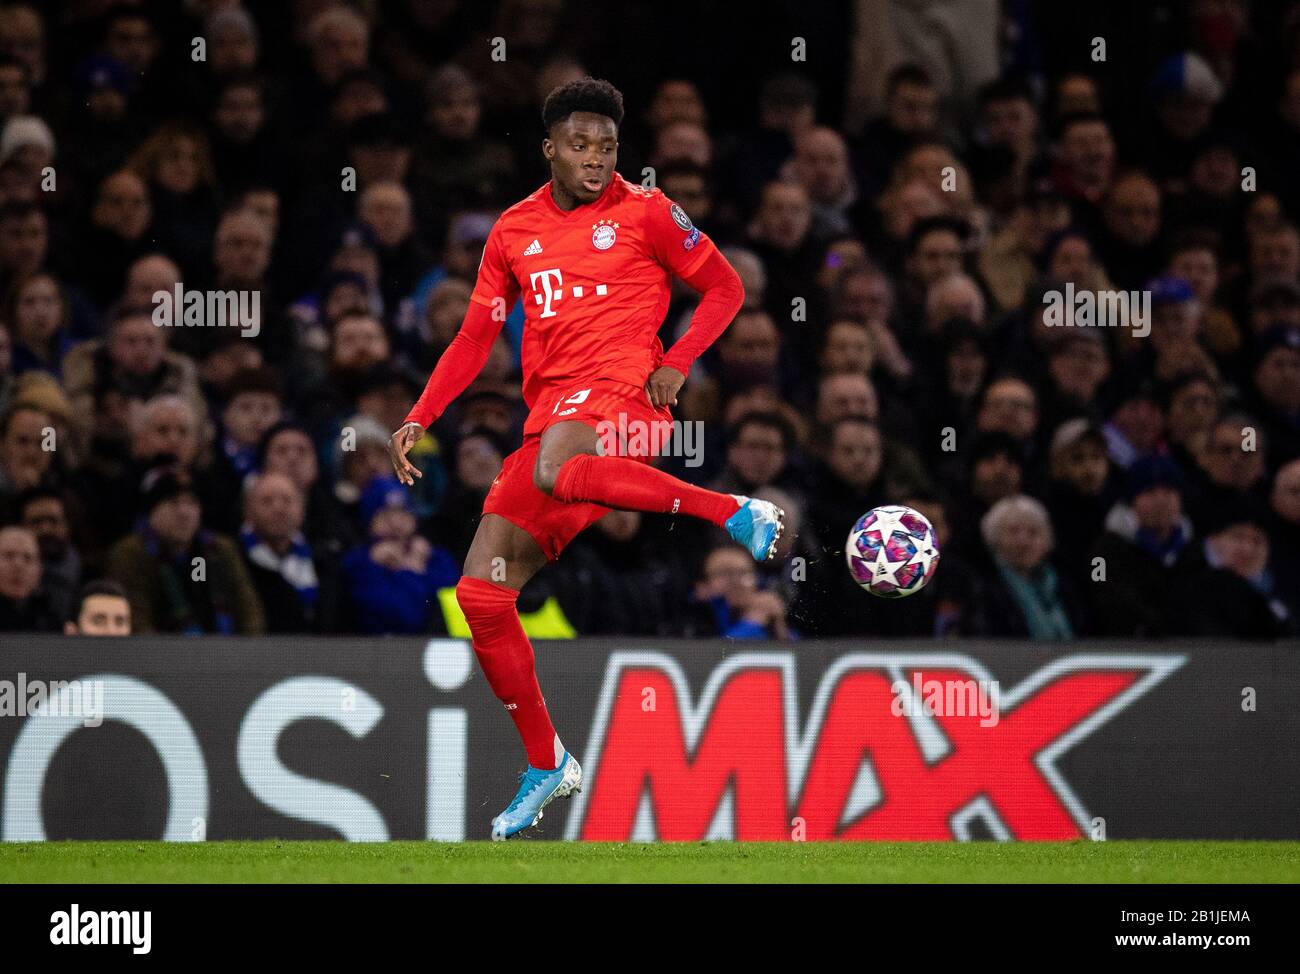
top-left (542, 174), bottom-right (617, 219)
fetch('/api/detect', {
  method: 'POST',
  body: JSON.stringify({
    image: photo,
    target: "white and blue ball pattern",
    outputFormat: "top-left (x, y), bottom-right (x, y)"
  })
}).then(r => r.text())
top-left (846, 505), bottom-right (940, 598)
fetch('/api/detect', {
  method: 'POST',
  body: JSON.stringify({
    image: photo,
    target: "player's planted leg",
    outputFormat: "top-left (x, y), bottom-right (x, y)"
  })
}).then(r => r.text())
top-left (457, 514), bottom-right (583, 839)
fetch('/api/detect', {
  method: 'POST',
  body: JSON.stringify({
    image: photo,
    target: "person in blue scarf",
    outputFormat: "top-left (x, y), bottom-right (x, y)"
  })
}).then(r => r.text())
top-left (976, 494), bottom-right (1081, 640)
top-left (239, 470), bottom-right (343, 632)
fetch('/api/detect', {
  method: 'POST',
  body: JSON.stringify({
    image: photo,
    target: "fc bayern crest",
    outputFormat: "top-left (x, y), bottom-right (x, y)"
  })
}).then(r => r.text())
top-left (592, 220), bottom-right (617, 250)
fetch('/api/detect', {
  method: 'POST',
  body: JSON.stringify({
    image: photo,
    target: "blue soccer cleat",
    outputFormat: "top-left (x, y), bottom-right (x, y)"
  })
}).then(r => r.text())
top-left (490, 751), bottom-right (583, 841)
top-left (724, 495), bottom-right (785, 562)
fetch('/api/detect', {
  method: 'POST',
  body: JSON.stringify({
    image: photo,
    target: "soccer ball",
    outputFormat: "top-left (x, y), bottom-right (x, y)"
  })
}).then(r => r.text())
top-left (845, 505), bottom-right (940, 598)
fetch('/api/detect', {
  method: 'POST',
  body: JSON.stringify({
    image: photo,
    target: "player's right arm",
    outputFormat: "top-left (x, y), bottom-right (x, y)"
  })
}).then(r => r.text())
top-left (389, 225), bottom-right (520, 485)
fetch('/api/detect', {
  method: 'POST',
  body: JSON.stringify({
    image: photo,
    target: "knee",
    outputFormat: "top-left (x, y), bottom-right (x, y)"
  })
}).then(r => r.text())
top-left (533, 451), bottom-right (566, 496)
top-left (455, 575), bottom-right (515, 627)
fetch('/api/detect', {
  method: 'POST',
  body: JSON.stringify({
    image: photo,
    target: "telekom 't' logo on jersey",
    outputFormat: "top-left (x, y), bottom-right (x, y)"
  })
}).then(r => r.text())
top-left (529, 268), bottom-right (609, 318)
top-left (563, 652), bottom-right (1184, 841)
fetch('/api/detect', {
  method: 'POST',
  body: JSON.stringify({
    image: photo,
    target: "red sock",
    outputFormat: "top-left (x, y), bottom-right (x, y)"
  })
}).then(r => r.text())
top-left (552, 454), bottom-right (741, 525)
top-left (455, 576), bottom-right (561, 770)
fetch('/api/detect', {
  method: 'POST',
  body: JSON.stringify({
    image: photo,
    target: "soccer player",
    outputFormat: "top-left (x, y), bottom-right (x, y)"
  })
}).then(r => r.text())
top-left (388, 78), bottom-right (783, 839)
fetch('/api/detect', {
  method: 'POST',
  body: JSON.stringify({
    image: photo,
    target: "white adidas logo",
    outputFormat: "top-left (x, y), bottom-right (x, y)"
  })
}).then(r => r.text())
top-left (523, 239), bottom-right (543, 255)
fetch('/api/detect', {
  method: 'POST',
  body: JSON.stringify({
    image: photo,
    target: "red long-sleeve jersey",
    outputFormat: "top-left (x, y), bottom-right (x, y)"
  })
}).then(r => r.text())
top-left (405, 173), bottom-right (742, 432)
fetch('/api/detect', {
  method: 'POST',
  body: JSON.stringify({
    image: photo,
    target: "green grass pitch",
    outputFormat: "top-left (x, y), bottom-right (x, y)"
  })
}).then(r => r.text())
top-left (1, 841), bottom-right (1297, 883)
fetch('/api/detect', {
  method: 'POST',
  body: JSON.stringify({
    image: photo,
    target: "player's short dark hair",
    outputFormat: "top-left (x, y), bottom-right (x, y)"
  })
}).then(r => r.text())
top-left (72, 579), bottom-right (129, 620)
top-left (542, 77), bottom-right (624, 132)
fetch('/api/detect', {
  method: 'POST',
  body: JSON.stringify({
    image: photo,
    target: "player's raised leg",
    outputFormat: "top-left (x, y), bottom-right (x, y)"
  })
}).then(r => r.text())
top-left (456, 513), bottom-right (581, 840)
top-left (535, 420), bottom-right (785, 561)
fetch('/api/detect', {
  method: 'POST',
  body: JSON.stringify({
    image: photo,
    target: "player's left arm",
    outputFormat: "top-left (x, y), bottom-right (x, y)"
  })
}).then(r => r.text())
top-left (645, 198), bottom-right (744, 407)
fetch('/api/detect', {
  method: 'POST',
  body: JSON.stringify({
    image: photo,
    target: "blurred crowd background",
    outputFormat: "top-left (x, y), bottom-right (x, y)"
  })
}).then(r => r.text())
top-left (0, 0), bottom-right (1297, 640)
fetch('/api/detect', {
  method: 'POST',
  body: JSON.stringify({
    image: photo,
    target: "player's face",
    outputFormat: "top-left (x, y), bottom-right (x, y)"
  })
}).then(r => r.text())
top-left (544, 112), bottom-right (618, 205)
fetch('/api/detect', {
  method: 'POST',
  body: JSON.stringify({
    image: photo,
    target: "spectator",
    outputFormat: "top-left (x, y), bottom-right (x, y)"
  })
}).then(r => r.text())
top-left (256, 420), bottom-right (355, 555)
top-left (63, 578), bottom-right (131, 636)
top-left (0, 402), bottom-right (51, 501)
top-left (0, 522), bottom-right (55, 629)
top-left (5, 270), bottom-right (74, 377)
top-left (14, 485), bottom-right (77, 620)
top-left (712, 411), bottom-right (794, 496)
top-left (432, 426), bottom-right (505, 562)
top-left (1044, 419), bottom-right (1116, 588)
top-left (974, 495), bottom-right (1082, 639)
top-left (341, 476), bottom-right (459, 634)
top-left (1162, 371), bottom-right (1221, 473)
top-left (850, 64), bottom-right (939, 199)
top-left (978, 180), bottom-right (1071, 312)
top-left (746, 180), bottom-right (823, 326)
top-left (412, 64), bottom-right (517, 232)
top-left (686, 542), bottom-right (793, 640)
top-left (806, 416), bottom-right (888, 548)
top-left (210, 75), bottom-right (281, 193)
top-left (1087, 456), bottom-right (1194, 637)
top-left (1188, 412), bottom-right (1268, 531)
top-left (105, 464), bottom-right (264, 634)
top-left (1053, 112), bottom-right (1115, 208)
top-left (1096, 171), bottom-right (1163, 290)
top-left (1269, 458), bottom-right (1300, 622)
top-left (127, 122), bottom-right (220, 280)
top-left (786, 126), bottom-right (860, 238)
top-left (548, 509), bottom-right (689, 636)
top-left (1171, 501), bottom-right (1291, 639)
top-left (1247, 327), bottom-right (1300, 471)
top-left (207, 365), bottom-right (283, 530)
top-left (62, 305), bottom-right (204, 458)
top-left (239, 471), bottom-right (342, 633)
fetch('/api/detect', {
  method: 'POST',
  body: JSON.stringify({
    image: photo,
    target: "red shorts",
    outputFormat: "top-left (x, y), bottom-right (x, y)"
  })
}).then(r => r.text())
top-left (482, 379), bottom-right (673, 560)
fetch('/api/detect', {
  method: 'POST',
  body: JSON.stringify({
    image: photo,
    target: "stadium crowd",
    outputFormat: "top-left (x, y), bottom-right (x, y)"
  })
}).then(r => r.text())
top-left (0, 0), bottom-right (1297, 640)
